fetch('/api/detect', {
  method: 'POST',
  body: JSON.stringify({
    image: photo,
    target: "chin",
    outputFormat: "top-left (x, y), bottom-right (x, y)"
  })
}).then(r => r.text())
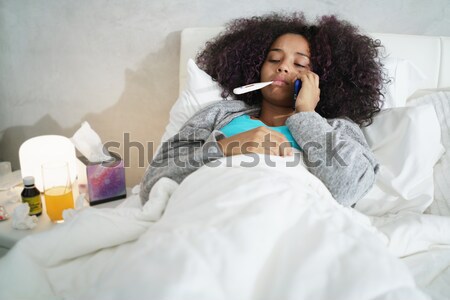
top-left (262, 91), bottom-right (291, 104)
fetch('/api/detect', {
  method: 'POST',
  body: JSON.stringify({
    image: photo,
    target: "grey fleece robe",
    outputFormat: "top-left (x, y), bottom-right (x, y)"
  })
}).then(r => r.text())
top-left (140, 100), bottom-right (379, 207)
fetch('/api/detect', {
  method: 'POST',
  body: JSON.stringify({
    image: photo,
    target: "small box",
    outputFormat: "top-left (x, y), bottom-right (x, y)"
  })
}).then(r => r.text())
top-left (76, 152), bottom-right (126, 205)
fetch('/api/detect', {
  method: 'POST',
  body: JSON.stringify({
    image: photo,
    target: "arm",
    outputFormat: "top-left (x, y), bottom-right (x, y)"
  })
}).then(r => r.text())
top-left (139, 115), bottom-right (224, 205)
top-left (139, 100), bottom-right (255, 204)
top-left (286, 112), bottom-right (379, 206)
top-left (290, 70), bottom-right (378, 206)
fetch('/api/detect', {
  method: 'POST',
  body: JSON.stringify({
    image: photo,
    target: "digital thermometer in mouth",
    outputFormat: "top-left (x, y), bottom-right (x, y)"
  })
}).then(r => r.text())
top-left (233, 80), bottom-right (302, 110)
top-left (233, 81), bottom-right (273, 95)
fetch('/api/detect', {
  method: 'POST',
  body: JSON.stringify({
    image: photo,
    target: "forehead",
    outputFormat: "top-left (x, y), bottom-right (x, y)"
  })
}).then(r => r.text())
top-left (270, 33), bottom-right (310, 56)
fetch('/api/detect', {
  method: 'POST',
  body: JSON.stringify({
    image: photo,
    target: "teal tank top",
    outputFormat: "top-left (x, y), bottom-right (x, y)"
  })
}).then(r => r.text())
top-left (220, 114), bottom-right (301, 150)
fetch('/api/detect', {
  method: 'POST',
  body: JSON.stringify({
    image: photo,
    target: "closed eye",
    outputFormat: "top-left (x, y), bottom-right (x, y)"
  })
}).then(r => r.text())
top-left (297, 63), bottom-right (312, 70)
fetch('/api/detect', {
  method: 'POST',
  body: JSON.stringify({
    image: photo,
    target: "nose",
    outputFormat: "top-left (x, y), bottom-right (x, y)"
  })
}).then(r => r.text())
top-left (277, 61), bottom-right (289, 73)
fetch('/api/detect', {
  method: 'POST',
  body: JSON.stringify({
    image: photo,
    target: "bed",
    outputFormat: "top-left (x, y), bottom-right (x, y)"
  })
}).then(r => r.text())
top-left (0, 27), bottom-right (449, 300)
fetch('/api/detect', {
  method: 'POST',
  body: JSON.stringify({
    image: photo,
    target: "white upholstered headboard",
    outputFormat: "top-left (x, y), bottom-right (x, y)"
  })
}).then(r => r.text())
top-left (179, 27), bottom-right (450, 94)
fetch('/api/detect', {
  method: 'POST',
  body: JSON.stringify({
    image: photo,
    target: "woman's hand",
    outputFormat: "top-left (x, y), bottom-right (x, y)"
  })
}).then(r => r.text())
top-left (217, 126), bottom-right (294, 157)
top-left (294, 70), bottom-right (320, 112)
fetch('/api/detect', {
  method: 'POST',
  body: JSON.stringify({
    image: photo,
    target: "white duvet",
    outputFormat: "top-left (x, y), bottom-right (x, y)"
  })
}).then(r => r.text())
top-left (2, 154), bottom-right (446, 299)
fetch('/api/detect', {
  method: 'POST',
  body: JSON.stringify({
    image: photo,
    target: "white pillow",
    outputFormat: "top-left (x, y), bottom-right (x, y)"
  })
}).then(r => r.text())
top-left (382, 57), bottom-right (426, 109)
top-left (161, 58), bottom-right (425, 143)
top-left (159, 59), bottom-right (224, 144)
top-left (355, 104), bottom-right (444, 216)
top-left (407, 91), bottom-right (450, 216)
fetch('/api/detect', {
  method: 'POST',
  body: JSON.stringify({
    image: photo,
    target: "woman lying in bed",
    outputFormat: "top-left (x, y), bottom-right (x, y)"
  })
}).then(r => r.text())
top-left (140, 12), bottom-right (384, 207)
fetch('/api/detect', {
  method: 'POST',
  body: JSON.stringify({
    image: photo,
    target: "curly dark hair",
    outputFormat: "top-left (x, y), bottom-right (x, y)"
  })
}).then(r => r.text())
top-left (196, 12), bottom-right (386, 126)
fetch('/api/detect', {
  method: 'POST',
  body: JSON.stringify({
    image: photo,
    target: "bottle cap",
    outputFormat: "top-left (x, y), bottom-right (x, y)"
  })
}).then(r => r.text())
top-left (23, 176), bottom-right (35, 186)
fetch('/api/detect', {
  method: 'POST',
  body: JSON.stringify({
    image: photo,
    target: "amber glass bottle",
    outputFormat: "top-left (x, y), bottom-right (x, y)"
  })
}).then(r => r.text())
top-left (21, 176), bottom-right (42, 216)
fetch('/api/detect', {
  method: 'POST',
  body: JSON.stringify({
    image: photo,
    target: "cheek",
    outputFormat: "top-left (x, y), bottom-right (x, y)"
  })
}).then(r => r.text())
top-left (260, 63), bottom-right (271, 81)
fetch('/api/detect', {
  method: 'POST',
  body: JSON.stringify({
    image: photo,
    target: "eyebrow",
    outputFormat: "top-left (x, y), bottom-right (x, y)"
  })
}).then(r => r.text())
top-left (269, 48), bottom-right (310, 60)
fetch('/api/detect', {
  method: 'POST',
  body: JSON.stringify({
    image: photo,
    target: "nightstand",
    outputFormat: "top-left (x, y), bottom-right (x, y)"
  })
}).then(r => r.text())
top-left (0, 185), bottom-right (126, 258)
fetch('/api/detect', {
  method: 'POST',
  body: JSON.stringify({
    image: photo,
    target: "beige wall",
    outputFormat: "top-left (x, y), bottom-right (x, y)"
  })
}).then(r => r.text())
top-left (1, 0), bottom-right (449, 187)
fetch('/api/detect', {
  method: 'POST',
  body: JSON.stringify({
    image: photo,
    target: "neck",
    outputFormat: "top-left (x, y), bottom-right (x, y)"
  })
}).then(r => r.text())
top-left (257, 101), bottom-right (294, 126)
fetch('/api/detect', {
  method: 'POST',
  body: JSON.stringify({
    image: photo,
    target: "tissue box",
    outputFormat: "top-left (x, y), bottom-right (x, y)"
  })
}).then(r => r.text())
top-left (76, 153), bottom-right (126, 205)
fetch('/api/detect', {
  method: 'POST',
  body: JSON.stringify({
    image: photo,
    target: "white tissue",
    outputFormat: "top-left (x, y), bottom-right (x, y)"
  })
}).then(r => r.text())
top-left (61, 193), bottom-right (89, 221)
top-left (12, 203), bottom-right (38, 230)
top-left (0, 161), bottom-right (12, 177)
top-left (71, 121), bottom-right (113, 163)
top-left (2, 188), bottom-right (21, 204)
top-left (75, 193), bottom-right (86, 209)
top-left (0, 170), bottom-right (22, 191)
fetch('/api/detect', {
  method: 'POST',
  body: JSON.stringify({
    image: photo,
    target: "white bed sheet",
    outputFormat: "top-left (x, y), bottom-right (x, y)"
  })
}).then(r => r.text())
top-left (0, 155), bottom-right (438, 300)
top-left (1, 92), bottom-right (450, 299)
top-left (408, 91), bottom-right (450, 216)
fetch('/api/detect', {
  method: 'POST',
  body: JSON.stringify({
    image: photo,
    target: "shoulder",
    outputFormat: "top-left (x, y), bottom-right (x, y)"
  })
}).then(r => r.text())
top-left (182, 100), bottom-right (257, 129)
top-left (327, 117), bottom-right (362, 132)
top-left (197, 100), bottom-right (252, 114)
top-left (327, 117), bottom-right (369, 146)
top-left (190, 100), bottom-right (255, 120)
top-left (327, 116), bottom-right (360, 130)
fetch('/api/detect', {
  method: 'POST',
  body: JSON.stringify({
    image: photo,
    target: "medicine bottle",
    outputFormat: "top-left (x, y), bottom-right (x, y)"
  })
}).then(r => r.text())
top-left (21, 176), bottom-right (42, 216)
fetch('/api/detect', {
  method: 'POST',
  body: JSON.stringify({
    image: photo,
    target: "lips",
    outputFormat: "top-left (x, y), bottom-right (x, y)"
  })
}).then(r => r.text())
top-left (272, 77), bottom-right (288, 86)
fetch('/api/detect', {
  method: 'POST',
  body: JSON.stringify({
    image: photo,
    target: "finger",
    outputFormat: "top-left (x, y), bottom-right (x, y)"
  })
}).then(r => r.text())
top-left (299, 71), bottom-right (310, 82)
top-left (269, 147), bottom-right (279, 156)
top-left (307, 72), bottom-right (318, 84)
top-left (255, 143), bottom-right (278, 156)
top-left (262, 136), bottom-right (285, 156)
top-left (271, 130), bottom-right (289, 141)
top-left (280, 145), bottom-right (294, 157)
top-left (293, 70), bottom-right (307, 82)
top-left (300, 71), bottom-right (319, 87)
top-left (260, 128), bottom-right (288, 143)
top-left (313, 73), bottom-right (320, 87)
